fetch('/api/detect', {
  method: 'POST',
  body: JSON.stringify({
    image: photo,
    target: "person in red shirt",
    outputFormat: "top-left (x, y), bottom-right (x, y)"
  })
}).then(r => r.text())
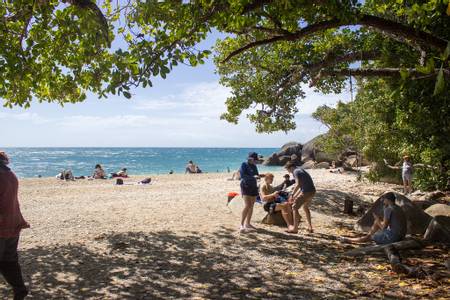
top-left (0, 151), bottom-right (29, 299)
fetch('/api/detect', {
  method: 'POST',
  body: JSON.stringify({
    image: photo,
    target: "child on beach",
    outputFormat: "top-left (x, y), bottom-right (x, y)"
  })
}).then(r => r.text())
top-left (239, 152), bottom-right (263, 233)
top-left (260, 173), bottom-right (293, 228)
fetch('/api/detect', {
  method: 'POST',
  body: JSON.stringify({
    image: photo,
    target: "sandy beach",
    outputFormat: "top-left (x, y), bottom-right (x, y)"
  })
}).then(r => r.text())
top-left (1, 169), bottom-right (448, 299)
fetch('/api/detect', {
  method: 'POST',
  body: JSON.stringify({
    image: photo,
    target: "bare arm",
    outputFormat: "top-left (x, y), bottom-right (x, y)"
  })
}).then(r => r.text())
top-left (383, 159), bottom-right (401, 170)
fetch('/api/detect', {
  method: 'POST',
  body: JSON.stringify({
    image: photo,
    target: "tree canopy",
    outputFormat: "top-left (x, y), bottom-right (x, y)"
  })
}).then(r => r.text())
top-left (1, 0), bottom-right (448, 111)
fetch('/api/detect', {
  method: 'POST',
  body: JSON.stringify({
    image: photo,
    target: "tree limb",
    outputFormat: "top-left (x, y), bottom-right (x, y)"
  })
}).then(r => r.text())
top-left (65, 0), bottom-right (110, 46)
top-left (222, 14), bottom-right (449, 63)
top-left (315, 67), bottom-right (450, 79)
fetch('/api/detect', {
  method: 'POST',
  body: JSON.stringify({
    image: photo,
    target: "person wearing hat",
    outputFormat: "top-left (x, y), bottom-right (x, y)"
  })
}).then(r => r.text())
top-left (0, 151), bottom-right (30, 299)
top-left (238, 152), bottom-right (264, 232)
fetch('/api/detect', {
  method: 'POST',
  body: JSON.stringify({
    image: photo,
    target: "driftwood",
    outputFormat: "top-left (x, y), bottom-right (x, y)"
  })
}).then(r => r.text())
top-left (344, 239), bottom-right (426, 257)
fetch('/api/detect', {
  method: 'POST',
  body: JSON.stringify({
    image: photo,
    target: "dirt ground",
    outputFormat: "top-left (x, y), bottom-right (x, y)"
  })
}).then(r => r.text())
top-left (1, 169), bottom-right (448, 299)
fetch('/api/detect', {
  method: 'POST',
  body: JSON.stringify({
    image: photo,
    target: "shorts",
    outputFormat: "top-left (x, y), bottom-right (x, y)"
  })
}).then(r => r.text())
top-left (263, 197), bottom-right (287, 213)
top-left (240, 180), bottom-right (258, 197)
top-left (402, 171), bottom-right (412, 182)
top-left (372, 229), bottom-right (402, 245)
top-left (292, 191), bottom-right (315, 210)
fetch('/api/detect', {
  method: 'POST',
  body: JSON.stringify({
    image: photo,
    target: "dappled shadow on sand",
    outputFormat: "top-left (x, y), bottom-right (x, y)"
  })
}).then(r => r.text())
top-left (311, 189), bottom-right (370, 217)
top-left (1, 225), bottom-right (442, 299)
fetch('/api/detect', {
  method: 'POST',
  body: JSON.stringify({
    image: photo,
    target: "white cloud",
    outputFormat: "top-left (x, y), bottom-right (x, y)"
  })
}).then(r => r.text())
top-left (134, 81), bottom-right (230, 118)
top-left (0, 112), bottom-right (50, 124)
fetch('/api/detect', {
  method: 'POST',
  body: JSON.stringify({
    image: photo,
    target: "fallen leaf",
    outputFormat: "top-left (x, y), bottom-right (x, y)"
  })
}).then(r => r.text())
top-left (398, 282), bottom-right (408, 287)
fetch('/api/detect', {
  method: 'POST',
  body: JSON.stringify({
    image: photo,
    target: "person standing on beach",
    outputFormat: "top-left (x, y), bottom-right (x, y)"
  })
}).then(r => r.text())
top-left (385, 155), bottom-right (413, 194)
top-left (284, 161), bottom-right (316, 234)
top-left (239, 152), bottom-right (263, 233)
top-left (0, 152), bottom-right (30, 299)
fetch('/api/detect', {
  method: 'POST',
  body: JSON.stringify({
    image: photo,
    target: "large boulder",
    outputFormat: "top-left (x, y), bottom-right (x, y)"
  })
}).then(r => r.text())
top-left (355, 192), bottom-right (432, 235)
top-left (423, 216), bottom-right (450, 243)
top-left (263, 142), bottom-right (302, 166)
top-left (263, 153), bottom-right (281, 166)
top-left (314, 162), bottom-right (330, 169)
top-left (278, 142), bottom-right (303, 157)
top-left (301, 160), bottom-right (316, 169)
top-left (301, 135), bottom-right (336, 163)
top-left (425, 204), bottom-right (450, 217)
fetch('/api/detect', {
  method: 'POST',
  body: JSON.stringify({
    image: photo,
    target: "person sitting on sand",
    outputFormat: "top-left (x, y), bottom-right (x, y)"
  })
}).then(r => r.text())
top-left (274, 174), bottom-right (295, 191)
top-left (343, 192), bottom-right (407, 244)
top-left (0, 151), bottom-right (30, 299)
top-left (284, 161), bottom-right (316, 234)
top-left (92, 164), bottom-right (106, 179)
top-left (260, 173), bottom-right (293, 228)
top-left (111, 168), bottom-right (128, 178)
top-left (227, 169), bottom-right (241, 181)
top-left (185, 161), bottom-right (197, 174)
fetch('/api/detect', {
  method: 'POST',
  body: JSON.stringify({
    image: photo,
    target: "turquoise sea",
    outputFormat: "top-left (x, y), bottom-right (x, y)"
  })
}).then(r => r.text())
top-left (3, 148), bottom-right (281, 178)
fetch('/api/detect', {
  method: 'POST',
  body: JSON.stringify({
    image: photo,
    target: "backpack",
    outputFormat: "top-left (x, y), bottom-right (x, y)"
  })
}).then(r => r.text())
top-left (116, 178), bottom-right (124, 185)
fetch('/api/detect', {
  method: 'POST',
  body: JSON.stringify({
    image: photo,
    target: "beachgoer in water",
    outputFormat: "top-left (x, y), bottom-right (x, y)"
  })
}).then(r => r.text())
top-left (0, 151), bottom-right (30, 300)
top-left (343, 193), bottom-right (407, 244)
top-left (92, 164), bottom-right (106, 179)
top-left (284, 161), bottom-right (316, 234)
top-left (239, 152), bottom-right (264, 233)
top-left (260, 173), bottom-right (293, 228)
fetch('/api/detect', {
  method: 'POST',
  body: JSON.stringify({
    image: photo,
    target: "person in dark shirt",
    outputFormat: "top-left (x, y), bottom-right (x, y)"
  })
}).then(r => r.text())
top-left (0, 151), bottom-right (29, 299)
top-left (345, 192), bottom-right (407, 244)
top-left (285, 161), bottom-right (316, 234)
top-left (238, 152), bottom-right (264, 233)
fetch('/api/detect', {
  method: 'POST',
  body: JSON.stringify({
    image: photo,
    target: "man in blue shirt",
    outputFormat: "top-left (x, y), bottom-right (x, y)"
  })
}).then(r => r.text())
top-left (285, 161), bottom-right (316, 234)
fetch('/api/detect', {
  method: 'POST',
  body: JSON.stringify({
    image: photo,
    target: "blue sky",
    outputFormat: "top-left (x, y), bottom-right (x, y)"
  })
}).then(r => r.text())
top-left (1, 32), bottom-right (349, 147)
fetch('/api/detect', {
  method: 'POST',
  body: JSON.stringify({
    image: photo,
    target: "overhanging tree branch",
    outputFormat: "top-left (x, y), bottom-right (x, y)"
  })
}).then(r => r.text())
top-left (312, 67), bottom-right (450, 85)
top-left (222, 14), bottom-right (449, 63)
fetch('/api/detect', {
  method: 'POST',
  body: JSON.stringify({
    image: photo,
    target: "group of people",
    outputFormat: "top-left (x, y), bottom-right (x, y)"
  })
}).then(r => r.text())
top-left (238, 152), bottom-right (316, 234)
top-left (185, 161), bottom-right (202, 174)
top-left (1, 150), bottom-right (410, 298)
top-left (56, 165), bottom-right (128, 180)
top-left (237, 152), bottom-right (408, 246)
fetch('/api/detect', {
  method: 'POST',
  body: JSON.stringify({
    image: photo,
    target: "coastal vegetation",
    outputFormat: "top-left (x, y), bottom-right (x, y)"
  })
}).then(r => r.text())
top-left (1, 0), bottom-right (449, 187)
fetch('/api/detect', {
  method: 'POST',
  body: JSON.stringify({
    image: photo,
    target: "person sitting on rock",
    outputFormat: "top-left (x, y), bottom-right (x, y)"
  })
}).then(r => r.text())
top-left (260, 173), bottom-right (293, 228)
top-left (344, 192), bottom-right (407, 244)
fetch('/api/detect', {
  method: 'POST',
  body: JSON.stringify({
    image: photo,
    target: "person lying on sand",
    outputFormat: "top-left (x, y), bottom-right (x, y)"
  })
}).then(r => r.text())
top-left (92, 164), bottom-right (106, 179)
top-left (111, 168), bottom-right (128, 178)
top-left (341, 193), bottom-right (407, 244)
top-left (260, 173), bottom-right (293, 228)
top-left (56, 169), bottom-right (74, 181)
top-left (284, 161), bottom-right (316, 234)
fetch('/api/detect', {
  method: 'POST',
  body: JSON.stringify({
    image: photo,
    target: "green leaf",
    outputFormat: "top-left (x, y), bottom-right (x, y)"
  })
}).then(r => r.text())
top-left (123, 91), bottom-right (131, 99)
top-left (433, 65), bottom-right (445, 96)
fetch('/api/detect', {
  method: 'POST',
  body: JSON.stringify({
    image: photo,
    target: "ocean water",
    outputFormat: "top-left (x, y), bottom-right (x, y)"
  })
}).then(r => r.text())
top-left (3, 148), bottom-right (281, 178)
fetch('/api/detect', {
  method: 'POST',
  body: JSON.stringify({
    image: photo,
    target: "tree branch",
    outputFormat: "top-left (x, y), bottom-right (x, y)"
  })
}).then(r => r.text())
top-left (312, 67), bottom-right (450, 85)
top-left (65, 0), bottom-right (110, 46)
top-left (222, 14), bottom-right (449, 63)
